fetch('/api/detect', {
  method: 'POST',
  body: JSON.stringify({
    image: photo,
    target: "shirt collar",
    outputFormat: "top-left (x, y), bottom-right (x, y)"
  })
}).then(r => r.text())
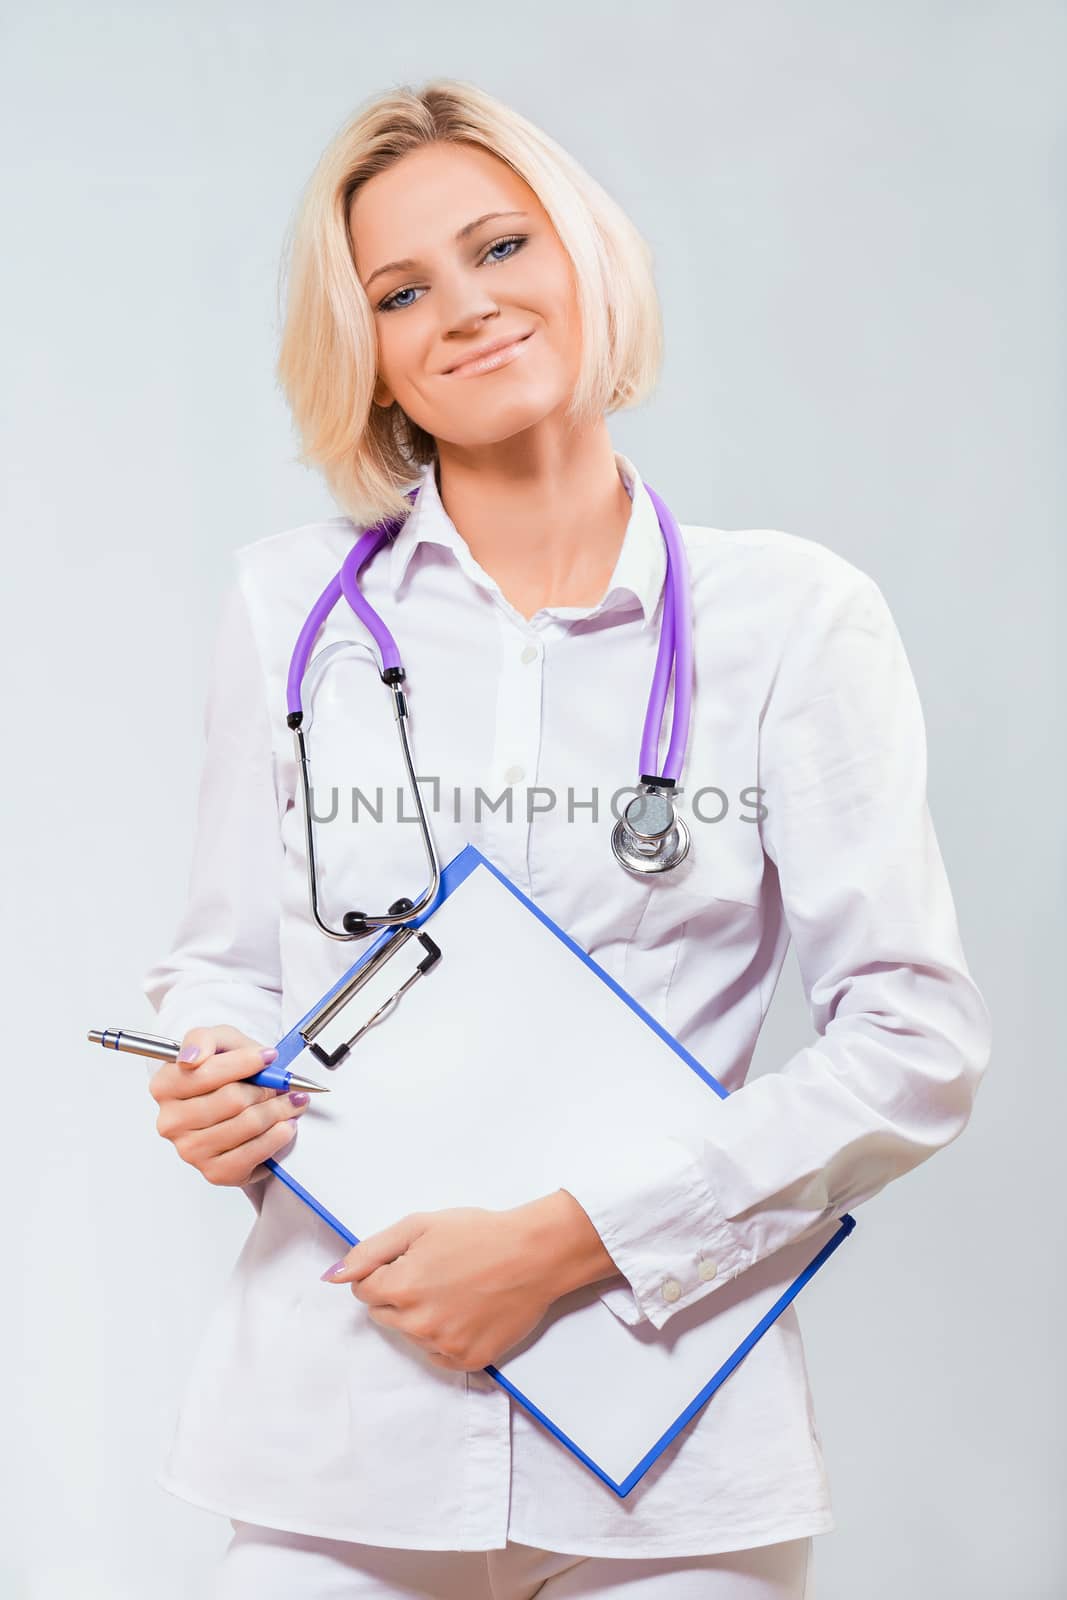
top-left (384, 450), bottom-right (667, 628)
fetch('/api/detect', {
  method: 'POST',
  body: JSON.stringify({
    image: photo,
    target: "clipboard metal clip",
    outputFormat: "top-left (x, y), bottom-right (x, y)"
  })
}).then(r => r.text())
top-left (299, 898), bottom-right (442, 1070)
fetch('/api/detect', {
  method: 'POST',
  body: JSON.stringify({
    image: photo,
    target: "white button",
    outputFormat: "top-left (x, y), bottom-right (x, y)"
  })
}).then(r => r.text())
top-left (520, 643), bottom-right (539, 664)
top-left (698, 1258), bottom-right (718, 1281)
top-left (504, 765), bottom-right (525, 785)
top-left (661, 1277), bottom-right (682, 1303)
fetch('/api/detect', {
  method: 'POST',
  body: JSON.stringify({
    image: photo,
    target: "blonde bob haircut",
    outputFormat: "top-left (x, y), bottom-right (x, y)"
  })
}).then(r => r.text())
top-left (275, 78), bottom-right (663, 527)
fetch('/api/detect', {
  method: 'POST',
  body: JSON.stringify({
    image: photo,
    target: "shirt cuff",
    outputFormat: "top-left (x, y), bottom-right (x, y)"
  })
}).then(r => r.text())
top-left (559, 1132), bottom-right (751, 1333)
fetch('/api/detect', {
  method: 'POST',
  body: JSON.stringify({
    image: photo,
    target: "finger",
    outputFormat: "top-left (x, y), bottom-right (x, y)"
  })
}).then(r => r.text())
top-left (364, 1301), bottom-right (405, 1328)
top-left (348, 1262), bottom-right (410, 1307)
top-left (167, 1075), bottom-right (307, 1152)
top-left (196, 1086), bottom-right (309, 1151)
top-left (319, 1245), bottom-right (388, 1286)
top-left (178, 1024), bottom-right (256, 1064)
top-left (149, 1029), bottom-right (221, 1101)
top-left (327, 1215), bottom-right (421, 1283)
top-left (426, 1351), bottom-right (466, 1371)
top-left (319, 1255), bottom-right (400, 1302)
top-left (158, 1076), bottom-right (295, 1137)
top-left (164, 1040), bottom-right (281, 1102)
top-left (198, 1112), bottom-right (304, 1187)
top-left (175, 1028), bottom-right (221, 1071)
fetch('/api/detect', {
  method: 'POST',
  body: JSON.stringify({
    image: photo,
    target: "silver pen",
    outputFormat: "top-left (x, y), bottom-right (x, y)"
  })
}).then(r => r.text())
top-left (87, 1027), bottom-right (330, 1094)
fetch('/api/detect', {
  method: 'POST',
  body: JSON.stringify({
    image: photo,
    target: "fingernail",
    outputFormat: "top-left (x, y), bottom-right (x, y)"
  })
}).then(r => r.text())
top-left (261, 1048), bottom-right (278, 1065)
top-left (320, 1259), bottom-right (347, 1281)
top-left (178, 1044), bottom-right (200, 1063)
top-left (289, 1090), bottom-right (309, 1106)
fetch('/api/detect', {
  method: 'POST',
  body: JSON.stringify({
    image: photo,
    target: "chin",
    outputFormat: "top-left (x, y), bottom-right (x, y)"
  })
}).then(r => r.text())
top-left (433, 386), bottom-right (573, 448)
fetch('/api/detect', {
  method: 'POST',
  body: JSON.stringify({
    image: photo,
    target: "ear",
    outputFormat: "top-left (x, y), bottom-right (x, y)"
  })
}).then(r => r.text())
top-left (372, 379), bottom-right (395, 409)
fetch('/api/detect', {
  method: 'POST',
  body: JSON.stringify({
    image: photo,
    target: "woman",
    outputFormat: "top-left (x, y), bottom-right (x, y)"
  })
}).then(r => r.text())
top-left (142, 78), bottom-right (992, 1598)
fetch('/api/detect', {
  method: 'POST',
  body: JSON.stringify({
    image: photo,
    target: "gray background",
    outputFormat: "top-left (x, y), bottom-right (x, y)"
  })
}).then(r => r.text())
top-left (3, 3), bottom-right (1062, 1595)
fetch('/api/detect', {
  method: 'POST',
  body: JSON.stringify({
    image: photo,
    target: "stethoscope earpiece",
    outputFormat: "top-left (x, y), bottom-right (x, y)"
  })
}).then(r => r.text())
top-left (611, 782), bottom-right (691, 875)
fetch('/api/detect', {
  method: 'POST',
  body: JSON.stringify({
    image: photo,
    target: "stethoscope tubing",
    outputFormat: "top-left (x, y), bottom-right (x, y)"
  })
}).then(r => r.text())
top-left (284, 475), bottom-right (693, 934)
top-left (286, 479), bottom-right (691, 787)
top-left (639, 482), bottom-right (692, 784)
top-left (285, 491), bottom-right (417, 714)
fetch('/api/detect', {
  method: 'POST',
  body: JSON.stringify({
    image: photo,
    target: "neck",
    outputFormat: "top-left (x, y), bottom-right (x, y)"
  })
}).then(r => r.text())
top-left (432, 421), bottom-right (633, 622)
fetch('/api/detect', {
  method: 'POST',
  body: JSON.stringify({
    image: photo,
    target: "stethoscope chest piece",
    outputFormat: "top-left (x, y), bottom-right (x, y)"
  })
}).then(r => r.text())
top-left (611, 783), bottom-right (691, 875)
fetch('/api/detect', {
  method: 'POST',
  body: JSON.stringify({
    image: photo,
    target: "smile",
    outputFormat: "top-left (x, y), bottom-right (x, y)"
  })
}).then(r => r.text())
top-left (445, 331), bottom-right (536, 378)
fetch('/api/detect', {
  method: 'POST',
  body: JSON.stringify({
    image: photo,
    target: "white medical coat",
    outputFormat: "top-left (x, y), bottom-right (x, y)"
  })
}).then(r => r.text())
top-left (141, 451), bottom-right (992, 1556)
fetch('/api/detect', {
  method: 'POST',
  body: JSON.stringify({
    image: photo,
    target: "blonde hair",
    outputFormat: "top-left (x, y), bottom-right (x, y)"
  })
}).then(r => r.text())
top-left (275, 78), bottom-right (663, 526)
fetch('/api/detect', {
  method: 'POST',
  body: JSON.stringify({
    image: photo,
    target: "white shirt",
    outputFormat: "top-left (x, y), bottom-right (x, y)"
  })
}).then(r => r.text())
top-left (141, 451), bottom-right (992, 1556)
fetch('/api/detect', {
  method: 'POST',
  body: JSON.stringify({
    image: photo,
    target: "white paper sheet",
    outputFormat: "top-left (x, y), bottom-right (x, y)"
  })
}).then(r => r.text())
top-left (270, 845), bottom-right (853, 1492)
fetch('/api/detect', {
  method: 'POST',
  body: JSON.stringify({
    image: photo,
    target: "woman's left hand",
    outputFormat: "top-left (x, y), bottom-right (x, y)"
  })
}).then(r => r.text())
top-left (319, 1205), bottom-right (557, 1372)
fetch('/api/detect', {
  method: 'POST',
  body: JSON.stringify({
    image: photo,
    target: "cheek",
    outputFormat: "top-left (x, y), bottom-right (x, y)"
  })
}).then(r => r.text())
top-left (537, 272), bottom-right (582, 371)
top-left (374, 325), bottom-right (409, 396)
top-left (376, 313), bottom-right (439, 403)
top-left (532, 262), bottom-right (579, 333)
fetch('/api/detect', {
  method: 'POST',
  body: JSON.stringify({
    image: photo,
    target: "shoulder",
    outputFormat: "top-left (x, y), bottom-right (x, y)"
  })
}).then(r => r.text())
top-left (233, 515), bottom-right (359, 581)
top-left (679, 521), bottom-right (879, 605)
top-left (208, 517), bottom-right (370, 687)
top-left (678, 524), bottom-right (898, 687)
top-left (228, 515), bottom-right (363, 627)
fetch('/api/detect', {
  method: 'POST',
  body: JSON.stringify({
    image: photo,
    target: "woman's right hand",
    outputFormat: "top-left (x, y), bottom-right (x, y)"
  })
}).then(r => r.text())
top-left (148, 1023), bottom-right (308, 1187)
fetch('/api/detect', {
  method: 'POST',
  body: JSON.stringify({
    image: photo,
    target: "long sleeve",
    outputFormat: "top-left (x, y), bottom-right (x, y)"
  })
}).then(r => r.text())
top-left (563, 567), bottom-right (993, 1332)
top-left (141, 566), bottom-right (286, 1212)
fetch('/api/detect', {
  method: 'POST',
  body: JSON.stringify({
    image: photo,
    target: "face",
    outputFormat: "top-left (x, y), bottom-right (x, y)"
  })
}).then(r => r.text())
top-left (348, 141), bottom-right (583, 449)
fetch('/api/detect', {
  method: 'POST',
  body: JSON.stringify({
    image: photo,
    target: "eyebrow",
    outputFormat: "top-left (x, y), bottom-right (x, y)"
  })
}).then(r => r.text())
top-left (363, 211), bottom-right (530, 289)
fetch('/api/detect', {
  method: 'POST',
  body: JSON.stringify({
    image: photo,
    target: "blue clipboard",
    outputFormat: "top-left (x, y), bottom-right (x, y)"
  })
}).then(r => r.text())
top-left (264, 842), bottom-right (856, 1498)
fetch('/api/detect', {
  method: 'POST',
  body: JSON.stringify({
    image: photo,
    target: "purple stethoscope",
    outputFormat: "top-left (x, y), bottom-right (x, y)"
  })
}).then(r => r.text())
top-left (285, 477), bottom-right (694, 942)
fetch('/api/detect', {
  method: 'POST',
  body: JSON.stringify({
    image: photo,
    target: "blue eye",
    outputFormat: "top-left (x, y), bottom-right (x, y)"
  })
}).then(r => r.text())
top-left (484, 235), bottom-right (525, 263)
top-left (377, 234), bottom-right (528, 313)
top-left (380, 286), bottom-right (419, 312)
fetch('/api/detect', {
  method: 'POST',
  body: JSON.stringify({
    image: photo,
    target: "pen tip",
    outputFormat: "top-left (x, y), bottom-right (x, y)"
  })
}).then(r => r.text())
top-left (286, 1071), bottom-right (331, 1094)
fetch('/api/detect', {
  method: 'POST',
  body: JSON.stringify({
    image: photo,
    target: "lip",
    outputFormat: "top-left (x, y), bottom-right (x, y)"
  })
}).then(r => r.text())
top-left (444, 330), bottom-right (535, 377)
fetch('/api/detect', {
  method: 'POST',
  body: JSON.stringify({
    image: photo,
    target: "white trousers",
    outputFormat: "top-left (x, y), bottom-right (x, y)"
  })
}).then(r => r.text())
top-left (213, 1520), bottom-right (816, 1599)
